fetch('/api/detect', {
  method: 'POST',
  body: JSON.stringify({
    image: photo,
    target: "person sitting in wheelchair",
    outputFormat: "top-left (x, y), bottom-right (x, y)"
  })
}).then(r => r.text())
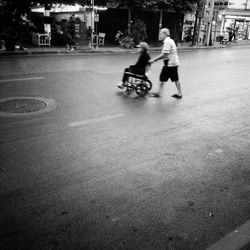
top-left (117, 42), bottom-right (151, 89)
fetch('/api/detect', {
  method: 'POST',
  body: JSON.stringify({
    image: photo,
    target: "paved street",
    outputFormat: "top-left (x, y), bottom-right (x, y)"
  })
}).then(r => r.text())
top-left (0, 46), bottom-right (250, 249)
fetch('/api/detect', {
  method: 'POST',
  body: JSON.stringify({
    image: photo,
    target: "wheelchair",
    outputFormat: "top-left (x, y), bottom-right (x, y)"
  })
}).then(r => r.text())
top-left (121, 72), bottom-right (153, 97)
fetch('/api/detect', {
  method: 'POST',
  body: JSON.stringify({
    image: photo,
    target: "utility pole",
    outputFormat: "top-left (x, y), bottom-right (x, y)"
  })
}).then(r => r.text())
top-left (192, 9), bottom-right (199, 46)
top-left (206, 0), bottom-right (215, 46)
top-left (92, 0), bottom-right (95, 34)
top-left (194, 0), bottom-right (206, 45)
top-left (90, 0), bottom-right (95, 49)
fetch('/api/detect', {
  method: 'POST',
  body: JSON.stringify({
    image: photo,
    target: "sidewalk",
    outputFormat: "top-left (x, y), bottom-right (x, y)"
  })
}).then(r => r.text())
top-left (0, 39), bottom-right (250, 56)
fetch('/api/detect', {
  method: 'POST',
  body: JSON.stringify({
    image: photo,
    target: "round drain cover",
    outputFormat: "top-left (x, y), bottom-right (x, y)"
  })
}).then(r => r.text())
top-left (0, 98), bottom-right (46, 113)
top-left (0, 97), bottom-right (56, 117)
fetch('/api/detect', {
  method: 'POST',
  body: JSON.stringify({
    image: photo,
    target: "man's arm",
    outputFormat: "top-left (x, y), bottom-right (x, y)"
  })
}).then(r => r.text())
top-left (149, 52), bottom-right (168, 64)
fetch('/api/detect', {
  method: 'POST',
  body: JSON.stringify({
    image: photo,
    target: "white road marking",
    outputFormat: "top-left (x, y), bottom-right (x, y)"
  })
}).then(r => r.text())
top-left (0, 77), bottom-right (45, 83)
top-left (214, 149), bottom-right (223, 154)
top-left (69, 114), bottom-right (124, 127)
top-left (207, 220), bottom-right (250, 250)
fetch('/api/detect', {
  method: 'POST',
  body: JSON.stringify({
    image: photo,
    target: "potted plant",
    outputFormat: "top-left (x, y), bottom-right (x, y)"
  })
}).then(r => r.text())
top-left (120, 35), bottom-right (134, 48)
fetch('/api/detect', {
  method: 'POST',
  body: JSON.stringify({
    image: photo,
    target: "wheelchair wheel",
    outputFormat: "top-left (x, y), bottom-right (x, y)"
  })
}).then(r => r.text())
top-left (145, 80), bottom-right (152, 91)
top-left (135, 83), bottom-right (148, 97)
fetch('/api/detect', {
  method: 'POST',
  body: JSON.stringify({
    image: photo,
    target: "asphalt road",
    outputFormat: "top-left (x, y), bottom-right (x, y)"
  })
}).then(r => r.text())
top-left (1, 47), bottom-right (250, 250)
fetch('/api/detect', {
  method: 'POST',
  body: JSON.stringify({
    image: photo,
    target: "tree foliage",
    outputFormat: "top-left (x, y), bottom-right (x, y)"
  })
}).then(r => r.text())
top-left (107, 0), bottom-right (199, 42)
top-left (157, 0), bottom-right (199, 13)
top-left (108, 0), bottom-right (199, 13)
top-left (107, 0), bottom-right (151, 9)
top-left (1, 0), bottom-right (199, 32)
top-left (1, 0), bottom-right (106, 26)
top-left (153, 0), bottom-right (199, 41)
top-left (0, 0), bottom-right (200, 50)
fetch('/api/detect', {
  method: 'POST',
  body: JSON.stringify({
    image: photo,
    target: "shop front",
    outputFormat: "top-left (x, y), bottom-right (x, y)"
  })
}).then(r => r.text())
top-left (31, 3), bottom-right (107, 47)
top-left (219, 10), bottom-right (250, 40)
top-left (218, 0), bottom-right (250, 40)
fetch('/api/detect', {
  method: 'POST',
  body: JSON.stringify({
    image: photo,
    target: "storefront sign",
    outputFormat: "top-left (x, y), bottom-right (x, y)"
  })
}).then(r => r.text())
top-left (94, 14), bottom-right (99, 22)
top-left (203, 5), bottom-right (213, 22)
top-left (197, 0), bottom-right (206, 18)
top-left (228, 0), bottom-right (249, 9)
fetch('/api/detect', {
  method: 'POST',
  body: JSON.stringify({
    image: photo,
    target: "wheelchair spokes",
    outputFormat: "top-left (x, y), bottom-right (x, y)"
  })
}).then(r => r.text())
top-left (135, 83), bottom-right (148, 97)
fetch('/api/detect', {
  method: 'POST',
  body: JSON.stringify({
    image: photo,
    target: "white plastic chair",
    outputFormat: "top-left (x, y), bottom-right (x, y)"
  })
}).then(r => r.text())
top-left (98, 33), bottom-right (106, 46)
top-left (38, 33), bottom-right (51, 46)
top-left (32, 33), bottom-right (51, 46)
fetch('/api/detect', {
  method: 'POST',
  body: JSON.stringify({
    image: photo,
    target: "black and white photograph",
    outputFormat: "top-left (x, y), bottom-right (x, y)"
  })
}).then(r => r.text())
top-left (1, 0), bottom-right (250, 249)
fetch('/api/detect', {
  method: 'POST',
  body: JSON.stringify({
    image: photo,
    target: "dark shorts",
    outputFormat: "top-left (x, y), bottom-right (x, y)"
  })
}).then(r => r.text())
top-left (160, 66), bottom-right (179, 82)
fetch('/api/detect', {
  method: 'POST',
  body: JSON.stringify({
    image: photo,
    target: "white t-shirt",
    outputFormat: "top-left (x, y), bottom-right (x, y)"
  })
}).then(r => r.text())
top-left (162, 37), bottom-right (180, 67)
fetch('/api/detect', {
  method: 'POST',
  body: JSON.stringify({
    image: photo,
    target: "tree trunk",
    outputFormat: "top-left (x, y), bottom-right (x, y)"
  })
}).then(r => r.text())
top-left (192, 10), bottom-right (199, 46)
top-left (128, 9), bottom-right (131, 34)
top-left (158, 9), bottom-right (163, 40)
top-left (174, 12), bottom-right (184, 45)
top-left (5, 37), bottom-right (16, 51)
top-left (159, 10), bottom-right (163, 31)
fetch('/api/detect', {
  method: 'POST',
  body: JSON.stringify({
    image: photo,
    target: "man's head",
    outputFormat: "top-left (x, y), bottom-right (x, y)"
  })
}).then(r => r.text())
top-left (136, 42), bottom-right (149, 52)
top-left (159, 28), bottom-right (170, 41)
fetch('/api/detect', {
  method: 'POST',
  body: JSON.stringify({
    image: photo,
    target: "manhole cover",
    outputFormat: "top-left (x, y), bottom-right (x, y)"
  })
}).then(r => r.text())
top-left (0, 98), bottom-right (46, 113)
top-left (0, 97), bottom-right (56, 117)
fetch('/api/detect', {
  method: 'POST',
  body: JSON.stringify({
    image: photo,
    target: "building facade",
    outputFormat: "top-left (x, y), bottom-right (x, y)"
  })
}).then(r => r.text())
top-left (193, 0), bottom-right (250, 46)
top-left (219, 0), bottom-right (250, 39)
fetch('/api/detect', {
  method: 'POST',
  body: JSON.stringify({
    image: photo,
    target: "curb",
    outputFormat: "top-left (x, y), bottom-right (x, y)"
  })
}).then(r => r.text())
top-left (3, 42), bottom-right (250, 56)
top-left (0, 44), bottom-right (229, 56)
top-left (1, 40), bottom-right (250, 56)
top-left (0, 49), bottom-right (137, 56)
top-left (207, 220), bottom-right (250, 250)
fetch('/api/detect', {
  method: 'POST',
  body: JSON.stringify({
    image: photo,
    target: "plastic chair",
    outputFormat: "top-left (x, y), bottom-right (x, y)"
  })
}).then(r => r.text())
top-left (98, 33), bottom-right (106, 46)
top-left (37, 33), bottom-right (51, 46)
top-left (32, 33), bottom-right (51, 46)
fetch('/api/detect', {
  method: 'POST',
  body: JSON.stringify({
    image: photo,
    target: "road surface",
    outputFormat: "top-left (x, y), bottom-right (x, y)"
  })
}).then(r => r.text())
top-left (0, 47), bottom-right (250, 249)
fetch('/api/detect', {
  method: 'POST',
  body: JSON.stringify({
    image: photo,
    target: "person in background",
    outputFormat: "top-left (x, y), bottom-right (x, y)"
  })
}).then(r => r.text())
top-left (149, 28), bottom-right (182, 98)
top-left (229, 28), bottom-right (233, 42)
top-left (223, 31), bottom-right (229, 42)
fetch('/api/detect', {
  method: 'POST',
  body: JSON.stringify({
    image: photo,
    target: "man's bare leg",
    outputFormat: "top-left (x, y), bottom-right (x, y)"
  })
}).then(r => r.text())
top-left (172, 80), bottom-right (182, 98)
top-left (153, 81), bottom-right (164, 97)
